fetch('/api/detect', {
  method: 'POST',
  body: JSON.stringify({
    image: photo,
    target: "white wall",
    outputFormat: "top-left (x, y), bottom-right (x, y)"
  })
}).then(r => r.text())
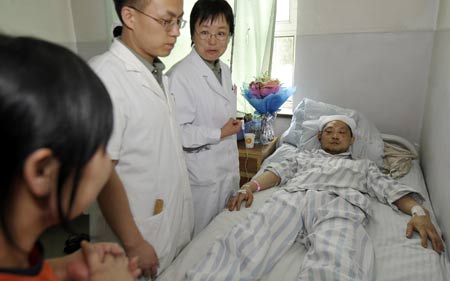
top-left (0, 0), bottom-right (112, 60)
top-left (420, 0), bottom-right (450, 256)
top-left (293, 0), bottom-right (439, 147)
top-left (70, 0), bottom-right (111, 60)
top-left (0, 0), bottom-right (77, 51)
top-left (298, 0), bottom-right (438, 35)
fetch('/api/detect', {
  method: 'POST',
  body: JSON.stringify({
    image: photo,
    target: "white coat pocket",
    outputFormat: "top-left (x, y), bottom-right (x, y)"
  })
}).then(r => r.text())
top-left (185, 150), bottom-right (215, 185)
top-left (135, 211), bottom-right (164, 252)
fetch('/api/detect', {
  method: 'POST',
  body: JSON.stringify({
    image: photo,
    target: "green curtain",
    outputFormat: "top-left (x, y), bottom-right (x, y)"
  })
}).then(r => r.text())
top-left (231, 0), bottom-right (277, 114)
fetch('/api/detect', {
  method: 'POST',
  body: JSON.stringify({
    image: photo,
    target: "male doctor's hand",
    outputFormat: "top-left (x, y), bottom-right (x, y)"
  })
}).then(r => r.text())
top-left (125, 238), bottom-right (159, 279)
top-left (221, 118), bottom-right (242, 139)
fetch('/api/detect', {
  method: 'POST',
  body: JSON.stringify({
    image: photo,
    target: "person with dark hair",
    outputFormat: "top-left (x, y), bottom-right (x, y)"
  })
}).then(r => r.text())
top-left (89, 0), bottom-right (194, 278)
top-left (167, 0), bottom-right (241, 236)
top-left (0, 34), bottom-right (139, 281)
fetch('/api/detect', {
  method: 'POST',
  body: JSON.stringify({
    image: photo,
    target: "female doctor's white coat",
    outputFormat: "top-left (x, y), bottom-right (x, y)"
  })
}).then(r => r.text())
top-left (88, 39), bottom-right (194, 272)
top-left (168, 48), bottom-right (240, 236)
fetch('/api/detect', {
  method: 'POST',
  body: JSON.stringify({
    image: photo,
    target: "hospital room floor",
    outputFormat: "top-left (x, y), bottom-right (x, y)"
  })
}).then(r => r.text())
top-left (39, 214), bottom-right (89, 258)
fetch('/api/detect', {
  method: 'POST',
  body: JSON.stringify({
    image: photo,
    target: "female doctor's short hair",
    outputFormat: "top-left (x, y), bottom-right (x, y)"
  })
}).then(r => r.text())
top-left (190, 0), bottom-right (235, 38)
top-left (0, 34), bottom-right (113, 241)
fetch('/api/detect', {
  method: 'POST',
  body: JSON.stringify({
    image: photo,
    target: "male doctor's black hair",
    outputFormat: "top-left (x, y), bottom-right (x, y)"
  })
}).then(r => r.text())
top-left (190, 0), bottom-right (235, 40)
top-left (0, 34), bottom-right (113, 243)
top-left (114, 0), bottom-right (149, 23)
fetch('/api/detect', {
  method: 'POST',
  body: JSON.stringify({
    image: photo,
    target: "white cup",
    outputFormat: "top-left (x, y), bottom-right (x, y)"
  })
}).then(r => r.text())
top-left (244, 133), bottom-right (256, 148)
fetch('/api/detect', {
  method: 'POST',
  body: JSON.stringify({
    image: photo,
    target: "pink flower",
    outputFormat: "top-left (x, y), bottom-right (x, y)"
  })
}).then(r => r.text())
top-left (245, 72), bottom-right (283, 99)
top-left (260, 87), bottom-right (272, 97)
top-left (249, 81), bottom-right (262, 98)
top-left (260, 83), bottom-right (281, 97)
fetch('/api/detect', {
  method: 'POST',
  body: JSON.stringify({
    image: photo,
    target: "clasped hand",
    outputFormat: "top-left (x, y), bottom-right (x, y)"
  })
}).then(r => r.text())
top-left (53, 241), bottom-right (140, 281)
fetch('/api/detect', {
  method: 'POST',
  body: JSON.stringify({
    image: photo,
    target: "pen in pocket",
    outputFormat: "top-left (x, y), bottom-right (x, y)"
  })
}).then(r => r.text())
top-left (153, 199), bottom-right (164, 215)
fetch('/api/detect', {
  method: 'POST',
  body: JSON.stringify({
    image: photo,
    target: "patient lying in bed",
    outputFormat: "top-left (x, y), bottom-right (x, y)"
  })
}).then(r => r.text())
top-left (186, 115), bottom-right (444, 281)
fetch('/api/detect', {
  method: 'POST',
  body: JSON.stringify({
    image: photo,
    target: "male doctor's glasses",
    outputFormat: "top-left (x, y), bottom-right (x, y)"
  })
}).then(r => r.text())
top-left (127, 6), bottom-right (187, 31)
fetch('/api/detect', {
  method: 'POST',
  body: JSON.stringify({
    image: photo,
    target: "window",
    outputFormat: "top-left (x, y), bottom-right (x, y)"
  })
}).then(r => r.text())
top-left (271, 0), bottom-right (297, 115)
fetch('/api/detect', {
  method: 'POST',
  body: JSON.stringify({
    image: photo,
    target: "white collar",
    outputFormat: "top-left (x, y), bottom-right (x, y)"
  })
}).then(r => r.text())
top-left (318, 149), bottom-right (352, 159)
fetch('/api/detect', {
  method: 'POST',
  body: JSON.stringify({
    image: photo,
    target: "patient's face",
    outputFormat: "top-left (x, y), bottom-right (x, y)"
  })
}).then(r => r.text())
top-left (318, 120), bottom-right (355, 154)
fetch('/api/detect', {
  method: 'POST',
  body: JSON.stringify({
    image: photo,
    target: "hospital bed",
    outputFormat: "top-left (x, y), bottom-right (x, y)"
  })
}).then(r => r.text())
top-left (157, 98), bottom-right (450, 281)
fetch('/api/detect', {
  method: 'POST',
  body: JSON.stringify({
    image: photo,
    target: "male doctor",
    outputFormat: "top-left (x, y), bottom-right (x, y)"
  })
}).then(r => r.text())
top-left (88, 0), bottom-right (194, 278)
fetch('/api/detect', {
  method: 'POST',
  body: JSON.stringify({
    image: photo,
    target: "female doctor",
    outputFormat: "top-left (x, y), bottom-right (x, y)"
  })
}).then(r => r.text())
top-left (168, 0), bottom-right (241, 236)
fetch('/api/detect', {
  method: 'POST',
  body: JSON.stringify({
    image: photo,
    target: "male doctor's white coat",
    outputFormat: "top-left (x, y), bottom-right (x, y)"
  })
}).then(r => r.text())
top-left (168, 48), bottom-right (240, 236)
top-left (88, 39), bottom-right (194, 272)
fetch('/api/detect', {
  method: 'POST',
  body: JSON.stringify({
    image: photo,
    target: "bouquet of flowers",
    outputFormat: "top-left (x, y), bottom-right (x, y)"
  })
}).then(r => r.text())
top-left (243, 72), bottom-right (296, 115)
top-left (242, 72), bottom-right (296, 144)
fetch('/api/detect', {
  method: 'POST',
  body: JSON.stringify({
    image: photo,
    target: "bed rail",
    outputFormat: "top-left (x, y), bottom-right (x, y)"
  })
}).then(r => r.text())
top-left (381, 133), bottom-right (418, 156)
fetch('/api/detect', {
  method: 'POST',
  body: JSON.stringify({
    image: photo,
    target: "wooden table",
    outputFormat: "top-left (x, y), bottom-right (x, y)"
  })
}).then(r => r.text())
top-left (237, 136), bottom-right (278, 186)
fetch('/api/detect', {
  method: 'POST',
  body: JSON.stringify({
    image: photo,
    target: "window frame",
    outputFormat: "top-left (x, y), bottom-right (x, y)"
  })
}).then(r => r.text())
top-left (273, 0), bottom-right (297, 115)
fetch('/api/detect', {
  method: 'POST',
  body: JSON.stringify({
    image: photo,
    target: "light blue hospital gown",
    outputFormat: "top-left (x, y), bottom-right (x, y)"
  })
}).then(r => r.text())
top-left (186, 149), bottom-right (423, 281)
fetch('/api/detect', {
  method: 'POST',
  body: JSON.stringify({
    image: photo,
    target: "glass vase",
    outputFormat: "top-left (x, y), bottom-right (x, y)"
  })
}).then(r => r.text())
top-left (260, 113), bottom-right (276, 145)
top-left (249, 115), bottom-right (262, 144)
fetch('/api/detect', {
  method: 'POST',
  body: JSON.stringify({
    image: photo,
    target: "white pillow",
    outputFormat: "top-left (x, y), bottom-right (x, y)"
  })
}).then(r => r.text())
top-left (283, 97), bottom-right (384, 167)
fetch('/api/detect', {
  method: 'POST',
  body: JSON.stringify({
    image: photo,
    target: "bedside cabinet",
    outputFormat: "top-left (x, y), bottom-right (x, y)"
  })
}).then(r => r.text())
top-left (237, 136), bottom-right (278, 186)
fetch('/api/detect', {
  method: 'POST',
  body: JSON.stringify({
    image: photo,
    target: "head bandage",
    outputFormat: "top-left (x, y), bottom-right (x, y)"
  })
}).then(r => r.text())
top-left (318, 115), bottom-right (356, 133)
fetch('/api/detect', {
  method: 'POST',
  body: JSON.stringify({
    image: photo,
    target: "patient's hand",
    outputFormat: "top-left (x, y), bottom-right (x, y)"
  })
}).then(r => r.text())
top-left (406, 214), bottom-right (444, 254)
top-left (227, 185), bottom-right (254, 211)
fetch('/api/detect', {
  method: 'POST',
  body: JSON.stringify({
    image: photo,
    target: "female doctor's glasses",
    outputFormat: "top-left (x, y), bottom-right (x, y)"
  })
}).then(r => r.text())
top-left (196, 30), bottom-right (230, 41)
top-left (127, 6), bottom-right (186, 31)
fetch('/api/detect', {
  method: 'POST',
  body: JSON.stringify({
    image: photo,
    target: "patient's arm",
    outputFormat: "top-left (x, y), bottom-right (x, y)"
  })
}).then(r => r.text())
top-left (227, 171), bottom-right (280, 211)
top-left (394, 194), bottom-right (444, 254)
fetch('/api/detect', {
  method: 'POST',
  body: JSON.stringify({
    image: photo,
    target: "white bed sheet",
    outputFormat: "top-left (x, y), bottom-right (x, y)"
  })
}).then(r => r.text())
top-left (157, 144), bottom-right (450, 281)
